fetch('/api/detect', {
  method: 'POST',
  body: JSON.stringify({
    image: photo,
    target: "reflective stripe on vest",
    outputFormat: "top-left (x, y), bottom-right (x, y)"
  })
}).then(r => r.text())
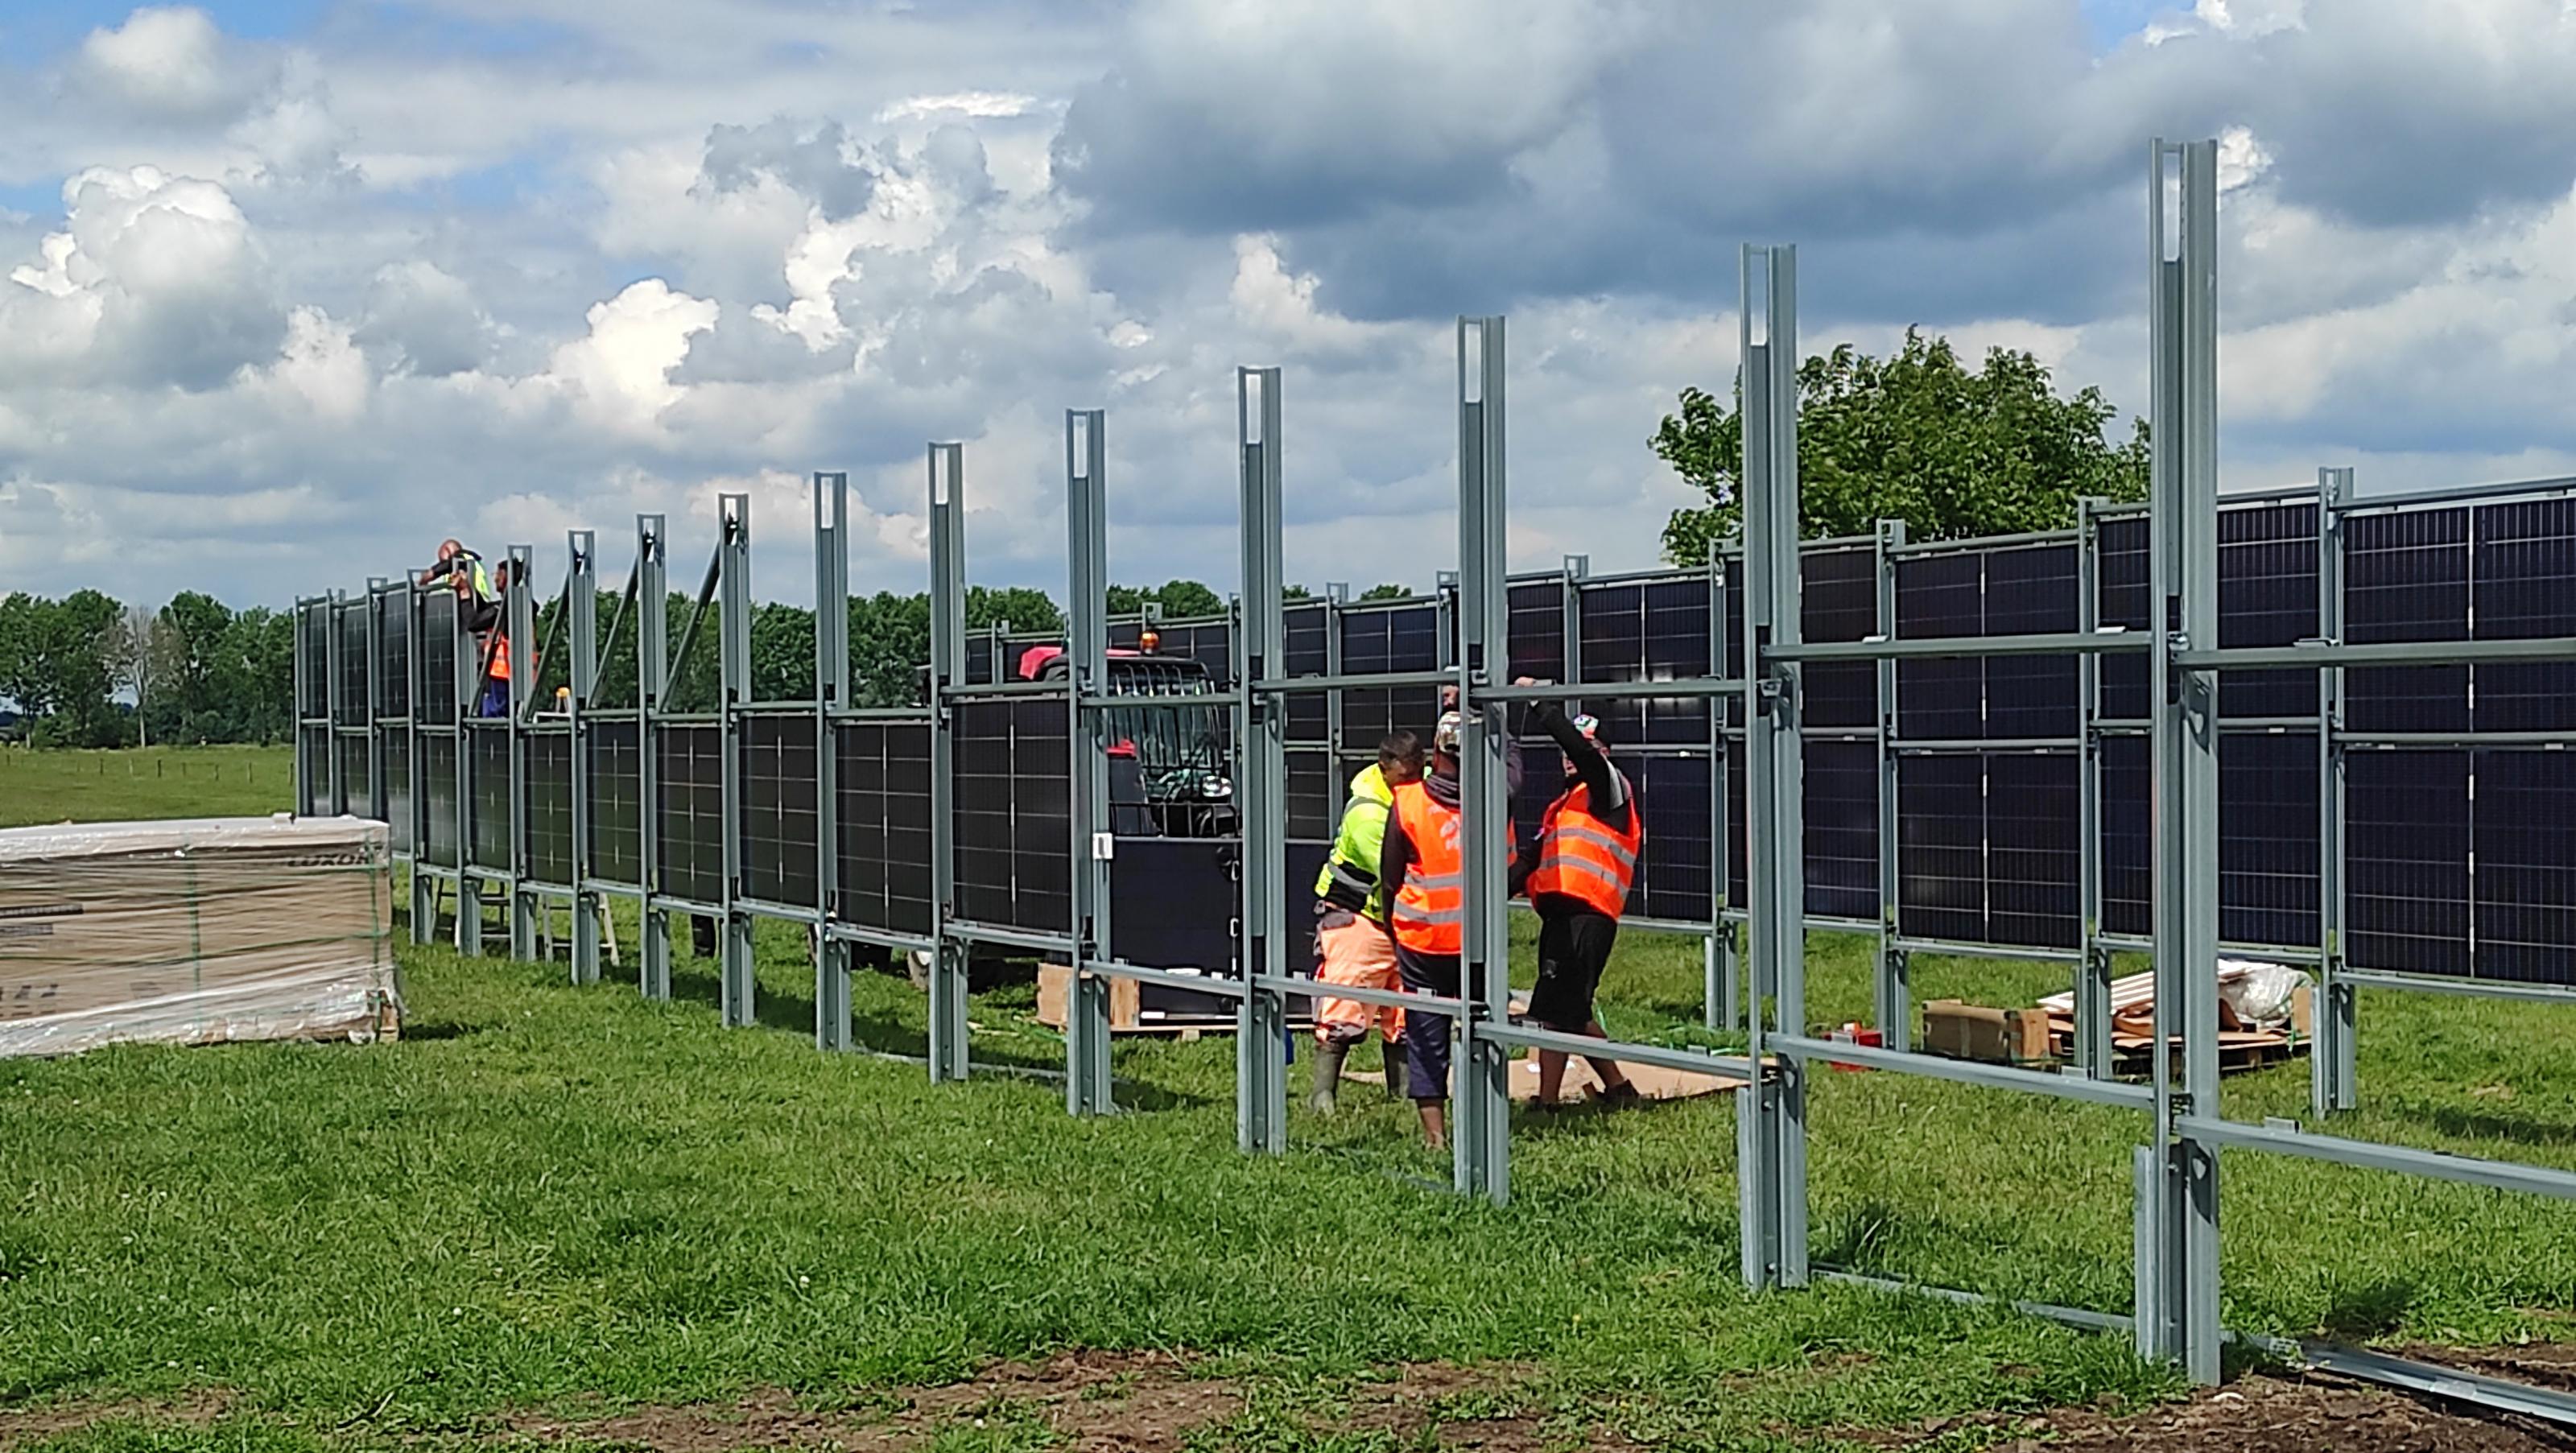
top-left (1389, 782), bottom-right (1463, 954)
top-left (1528, 778), bottom-right (1640, 918)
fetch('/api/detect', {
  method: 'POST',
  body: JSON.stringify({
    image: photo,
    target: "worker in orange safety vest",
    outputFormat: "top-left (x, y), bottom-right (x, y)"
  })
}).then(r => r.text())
top-left (1511, 700), bottom-right (1643, 1109)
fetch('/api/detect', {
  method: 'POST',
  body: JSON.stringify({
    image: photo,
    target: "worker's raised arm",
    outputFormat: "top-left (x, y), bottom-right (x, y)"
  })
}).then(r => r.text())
top-left (1531, 699), bottom-right (1623, 811)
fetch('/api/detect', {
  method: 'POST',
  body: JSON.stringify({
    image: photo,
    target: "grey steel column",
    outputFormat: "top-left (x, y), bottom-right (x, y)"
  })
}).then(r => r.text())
top-left (716, 493), bottom-right (755, 1027)
top-left (1873, 518), bottom-right (1909, 1051)
top-left (926, 444), bottom-right (971, 1081)
top-left (568, 530), bottom-right (601, 985)
top-left (2074, 498), bottom-right (2113, 1076)
top-left (324, 591), bottom-right (345, 814)
top-left (2314, 465), bottom-right (2355, 1112)
top-left (815, 472), bottom-right (852, 1051)
top-left (408, 581), bottom-right (436, 945)
top-left (637, 514), bottom-right (673, 1000)
top-left (1454, 316), bottom-right (1512, 1204)
top-left (508, 544), bottom-right (539, 961)
top-left (452, 579), bottom-right (482, 957)
top-left (365, 579), bottom-right (386, 822)
top-left (1738, 244), bottom-right (1808, 1289)
top-left (1236, 367), bottom-right (1289, 1154)
top-left (1323, 583), bottom-right (1347, 764)
top-left (2145, 136), bottom-right (2223, 1382)
top-left (1064, 410), bottom-right (1115, 1116)
top-left (1708, 539), bottom-right (1740, 1033)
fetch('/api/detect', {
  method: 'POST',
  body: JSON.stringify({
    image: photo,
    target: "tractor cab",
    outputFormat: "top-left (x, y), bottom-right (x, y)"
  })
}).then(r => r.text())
top-left (1013, 645), bottom-right (1235, 838)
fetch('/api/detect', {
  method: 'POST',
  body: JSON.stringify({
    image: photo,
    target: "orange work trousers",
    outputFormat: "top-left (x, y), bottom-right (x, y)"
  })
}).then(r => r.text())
top-left (1314, 914), bottom-right (1404, 1046)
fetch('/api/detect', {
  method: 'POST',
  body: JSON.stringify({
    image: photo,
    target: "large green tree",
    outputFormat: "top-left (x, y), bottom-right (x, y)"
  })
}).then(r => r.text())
top-left (1655, 329), bottom-right (2149, 563)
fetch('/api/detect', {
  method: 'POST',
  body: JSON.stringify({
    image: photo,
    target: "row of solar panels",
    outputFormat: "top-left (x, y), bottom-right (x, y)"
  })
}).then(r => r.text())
top-left (307, 492), bottom-right (2576, 984)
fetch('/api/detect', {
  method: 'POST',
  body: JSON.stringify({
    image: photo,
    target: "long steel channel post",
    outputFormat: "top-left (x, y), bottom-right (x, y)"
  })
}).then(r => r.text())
top-left (925, 444), bottom-right (971, 1081)
top-left (716, 494), bottom-right (756, 1028)
top-left (507, 544), bottom-right (539, 961)
top-left (636, 514), bottom-right (673, 1000)
top-left (1064, 410), bottom-right (1115, 1116)
top-left (1235, 367), bottom-right (1290, 1153)
top-left (815, 473), bottom-right (853, 1051)
top-left (1453, 316), bottom-right (1513, 1203)
top-left (568, 530), bottom-right (601, 985)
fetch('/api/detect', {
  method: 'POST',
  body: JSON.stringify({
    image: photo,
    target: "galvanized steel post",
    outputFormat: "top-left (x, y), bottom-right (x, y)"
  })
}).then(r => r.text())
top-left (716, 494), bottom-right (755, 1027)
top-left (1236, 366), bottom-right (1290, 1154)
top-left (507, 543), bottom-right (539, 962)
top-left (1064, 410), bottom-right (1116, 1116)
top-left (926, 445), bottom-right (971, 1081)
top-left (2314, 465), bottom-right (2356, 1113)
top-left (1454, 316), bottom-right (1512, 1203)
top-left (568, 530), bottom-right (601, 985)
top-left (814, 472), bottom-right (852, 1051)
top-left (636, 514), bottom-right (673, 1000)
top-left (1873, 518), bottom-right (1909, 1051)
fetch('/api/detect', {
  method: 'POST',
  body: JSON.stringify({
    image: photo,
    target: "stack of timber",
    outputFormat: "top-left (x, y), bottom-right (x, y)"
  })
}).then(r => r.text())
top-left (1035, 963), bottom-right (1313, 1038)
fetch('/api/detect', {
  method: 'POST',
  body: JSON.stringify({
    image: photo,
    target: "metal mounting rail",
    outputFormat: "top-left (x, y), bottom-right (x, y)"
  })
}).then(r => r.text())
top-left (1773, 1034), bottom-right (2156, 1109)
top-left (2176, 1116), bottom-right (2576, 1199)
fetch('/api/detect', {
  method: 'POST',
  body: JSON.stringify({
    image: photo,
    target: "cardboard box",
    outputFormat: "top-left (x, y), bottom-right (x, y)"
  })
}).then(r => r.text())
top-left (0, 815), bottom-right (398, 1056)
top-left (1922, 999), bottom-right (2054, 1065)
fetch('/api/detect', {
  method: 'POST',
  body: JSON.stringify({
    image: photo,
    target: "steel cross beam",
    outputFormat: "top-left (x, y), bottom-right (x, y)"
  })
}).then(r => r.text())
top-left (568, 530), bottom-right (601, 985)
top-left (636, 514), bottom-right (673, 1000)
top-left (1738, 244), bottom-right (1809, 1290)
top-left (1235, 367), bottom-right (1290, 1154)
top-left (716, 493), bottom-right (755, 1028)
top-left (814, 472), bottom-right (852, 1051)
top-left (1063, 409), bottom-right (1116, 1116)
top-left (1453, 316), bottom-right (1512, 1204)
top-left (925, 444), bottom-right (970, 1081)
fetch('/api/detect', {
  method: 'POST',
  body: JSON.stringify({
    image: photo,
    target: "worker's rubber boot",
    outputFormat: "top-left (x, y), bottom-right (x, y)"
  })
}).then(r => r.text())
top-left (1380, 1038), bottom-right (1409, 1100)
top-left (1307, 1042), bottom-right (1348, 1114)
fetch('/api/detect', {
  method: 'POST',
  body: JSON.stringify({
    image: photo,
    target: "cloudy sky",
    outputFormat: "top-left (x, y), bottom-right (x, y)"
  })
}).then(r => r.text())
top-left (3, 0), bottom-right (2575, 612)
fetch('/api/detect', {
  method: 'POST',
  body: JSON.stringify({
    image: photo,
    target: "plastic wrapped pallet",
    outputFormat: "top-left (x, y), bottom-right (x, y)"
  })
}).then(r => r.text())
top-left (0, 815), bottom-right (398, 1057)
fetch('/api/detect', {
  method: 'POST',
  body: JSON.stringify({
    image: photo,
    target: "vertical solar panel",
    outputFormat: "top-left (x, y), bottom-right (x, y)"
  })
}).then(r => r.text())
top-left (588, 720), bottom-right (644, 886)
top-left (2099, 733), bottom-right (2151, 937)
top-left (522, 730), bottom-right (575, 885)
top-left (419, 733), bottom-right (458, 869)
top-left (379, 594), bottom-right (411, 719)
top-left (1577, 583), bottom-right (1645, 745)
top-left (2473, 749), bottom-right (2576, 985)
top-left (2095, 515), bottom-right (2152, 721)
top-left (1897, 753), bottom-right (1984, 943)
top-left (1724, 736), bottom-right (1747, 909)
top-left (1336, 601), bottom-right (1440, 753)
top-left (2471, 497), bottom-right (2576, 733)
top-left (336, 733), bottom-right (371, 819)
top-left (381, 729), bottom-right (411, 852)
top-left (738, 716), bottom-right (819, 907)
top-left (953, 699), bottom-right (1070, 934)
top-left (1642, 578), bottom-right (1715, 745)
top-left (2219, 731), bottom-right (2318, 948)
top-left (1282, 600), bottom-right (1328, 745)
top-left (2218, 503), bottom-right (2318, 720)
top-left (2345, 748), bottom-right (2469, 978)
top-left (1981, 545), bottom-right (2078, 741)
top-left (1986, 752), bottom-right (2079, 949)
top-left (420, 592), bottom-right (459, 725)
top-left (336, 604), bottom-right (369, 727)
top-left (656, 724), bottom-right (727, 903)
top-left (835, 720), bottom-right (932, 937)
top-left (1286, 751), bottom-right (1334, 844)
top-left (469, 728), bottom-right (512, 872)
top-left (1895, 553), bottom-right (1982, 741)
top-left (2345, 507), bottom-right (2469, 734)
top-left (1626, 752), bottom-right (1713, 923)
top-left (298, 605), bottom-right (329, 719)
top-left (296, 728), bottom-right (328, 815)
top-left (1507, 580), bottom-right (1567, 684)
top-left (1803, 739), bottom-right (1877, 920)
top-left (1801, 548), bottom-right (1876, 732)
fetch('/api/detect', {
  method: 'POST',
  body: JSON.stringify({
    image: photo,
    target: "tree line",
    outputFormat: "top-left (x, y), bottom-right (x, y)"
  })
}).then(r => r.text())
top-left (0, 578), bottom-right (1414, 746)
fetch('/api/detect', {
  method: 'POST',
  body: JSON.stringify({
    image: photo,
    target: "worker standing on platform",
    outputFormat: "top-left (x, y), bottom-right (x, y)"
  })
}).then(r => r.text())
top-left (1307, 730), bottom-right (1425, 1112)
top-left (1513, 700), bottom-right (1642, 1109)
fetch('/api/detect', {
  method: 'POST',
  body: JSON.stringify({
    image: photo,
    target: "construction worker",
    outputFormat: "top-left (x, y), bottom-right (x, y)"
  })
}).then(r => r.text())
top-left (1306, 730), bottom-right (1426, 1112)
top-left (419, 539), bottom-right (501, 635)
top-left (1513, 700), bottom-right (1642, 1108)
top-left (1381, 709), bottom-right (1517, 1152)
top-left (476, 562), bottom-right (514, 719)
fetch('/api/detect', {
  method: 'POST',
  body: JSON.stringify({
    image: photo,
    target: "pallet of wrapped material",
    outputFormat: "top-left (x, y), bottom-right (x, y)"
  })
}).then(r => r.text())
top-left (0, 815), bottom-right (398, 1057)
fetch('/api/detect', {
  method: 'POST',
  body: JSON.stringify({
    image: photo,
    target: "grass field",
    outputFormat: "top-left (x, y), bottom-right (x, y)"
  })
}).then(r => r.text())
top-left (4, 748), bottom-right (2575, 1450)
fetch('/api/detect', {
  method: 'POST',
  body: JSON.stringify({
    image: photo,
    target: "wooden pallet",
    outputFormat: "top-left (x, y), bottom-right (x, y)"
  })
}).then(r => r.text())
top-left (1034, 964), bottom-right (1311, 1038)
top-left (2044, 1016), bottom-right (2306, 1075)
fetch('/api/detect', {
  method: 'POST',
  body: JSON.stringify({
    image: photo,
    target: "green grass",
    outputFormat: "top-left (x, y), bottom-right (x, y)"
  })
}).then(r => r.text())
top-left (0, 746), bottom-right (293, 828)
top-left (4, 749), bottom-right (2575, 1451)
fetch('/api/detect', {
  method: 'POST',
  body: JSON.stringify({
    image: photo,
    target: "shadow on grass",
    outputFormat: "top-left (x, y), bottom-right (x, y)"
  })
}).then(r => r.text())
top-left (2414, 1104), bottom-right (2576, 1151)
top-left (668, 960), bottom-right (819, 1038)
top-left (395, 1020), bottom-right (483, 1042)
top-left (2318, 1278), bottom-right (2420, 1340)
